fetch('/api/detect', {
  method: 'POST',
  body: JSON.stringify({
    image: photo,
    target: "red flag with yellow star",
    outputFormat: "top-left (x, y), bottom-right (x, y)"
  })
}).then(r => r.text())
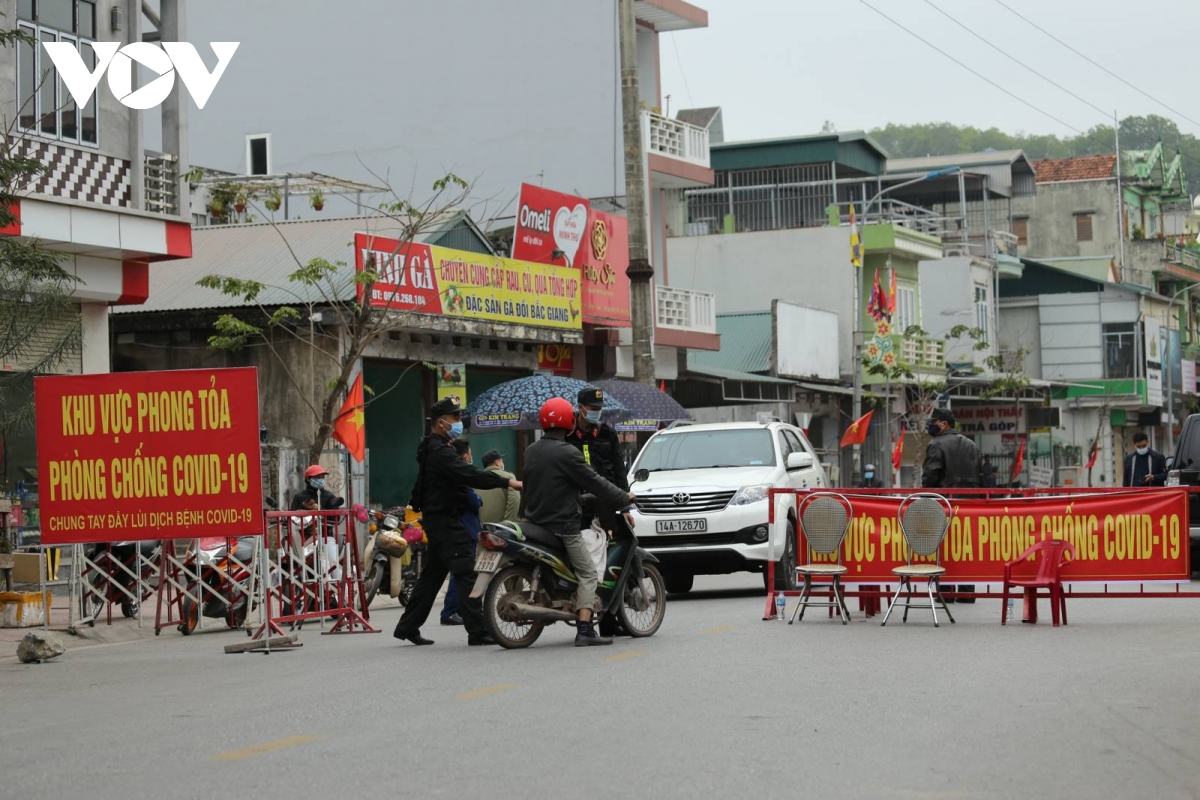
top-left (332, 373), bottom-right (366, 462)
top-left (840, 410), bottom-right (874, 448)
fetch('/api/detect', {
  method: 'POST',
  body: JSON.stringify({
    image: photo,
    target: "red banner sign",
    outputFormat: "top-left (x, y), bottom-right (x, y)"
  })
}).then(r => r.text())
top-left (797, 491), bottom-right (1190, 583)
top-left (34, 368), bottom-right (263, 544)
top-left (537, 344), bottom-right (574, 377)
top-left (512, 183), bottom-right (631, 327)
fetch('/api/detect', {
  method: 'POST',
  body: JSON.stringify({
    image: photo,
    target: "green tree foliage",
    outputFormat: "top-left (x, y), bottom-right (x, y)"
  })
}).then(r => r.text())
top-left (871, 115), bottom-right (1198, 193)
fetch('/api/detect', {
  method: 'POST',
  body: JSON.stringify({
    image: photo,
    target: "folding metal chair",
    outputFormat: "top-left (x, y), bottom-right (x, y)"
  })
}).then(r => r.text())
top-left (880, 493), bottom-right (955, 627)
top-left (788, 492), bottom-right (853, 625)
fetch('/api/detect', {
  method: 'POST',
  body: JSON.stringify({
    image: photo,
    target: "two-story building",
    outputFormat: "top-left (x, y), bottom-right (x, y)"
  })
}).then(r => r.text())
top-left (1, 0), bottom-right (193, 489)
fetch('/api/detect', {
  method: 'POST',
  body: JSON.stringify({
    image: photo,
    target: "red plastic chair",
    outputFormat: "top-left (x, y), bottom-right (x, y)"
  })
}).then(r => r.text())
top-left (1001, 539), bottom-right (1076, 627)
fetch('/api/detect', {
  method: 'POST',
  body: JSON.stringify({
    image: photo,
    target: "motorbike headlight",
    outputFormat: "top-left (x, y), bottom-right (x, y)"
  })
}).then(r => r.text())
top-left (730, 485), bottom-right (772, 506)
top-left (382, 514), bottom-right (400, 531)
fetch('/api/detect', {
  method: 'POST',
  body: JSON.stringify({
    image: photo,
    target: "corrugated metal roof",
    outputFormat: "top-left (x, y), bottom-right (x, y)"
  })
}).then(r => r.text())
top-left (113, 213), bottom-right (475, 314)
top-left (886, 150), bottom-right (1028, 172)
top-left (685, 363), bottom-right (797, 385)
top-left (687, 312), bottom-right (773, 373)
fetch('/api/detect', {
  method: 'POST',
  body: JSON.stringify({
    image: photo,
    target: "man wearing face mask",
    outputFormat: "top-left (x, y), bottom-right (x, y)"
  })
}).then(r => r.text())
top-left (568, 387), bottom-right (633, 532)
top-left (393, 397), bottom-right (523, 647)
top-left (921, 407), bottom-right (982, 603)
top-left (860, 463), bottom-right (883, 489)
top-left (1123, 432), bottom-right (1167, 487)
top-left (291, 465), bottom-right (343, 511)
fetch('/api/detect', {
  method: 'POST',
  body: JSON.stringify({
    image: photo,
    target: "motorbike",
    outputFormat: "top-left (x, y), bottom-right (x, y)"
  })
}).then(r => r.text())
top-left (363, 507), bottom-right (426, 606)
top-left (178, 535), bottom-right (258, 635)
top-left (470, 512), bottom-right (667, 649)
top-left (79, 540), bottom-right (162, 623)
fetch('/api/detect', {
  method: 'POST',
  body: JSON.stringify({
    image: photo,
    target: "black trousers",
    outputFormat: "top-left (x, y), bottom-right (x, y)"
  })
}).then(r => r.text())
top-left (393, 513), bottom-right (485, 639)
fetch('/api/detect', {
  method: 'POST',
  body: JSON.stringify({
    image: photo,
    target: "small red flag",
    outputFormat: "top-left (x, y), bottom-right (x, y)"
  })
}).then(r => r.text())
top-left (1085, 440), bottom-right (1099, 470)
top-left (840, 410), bottom-right (874, 448)
top-left (659, 380), bottom-right (666, 392)
top-left (892, 423), bottom-right (906, 472)
top-left (332, 373), bottom-right (366, 462)
top-left (1010, 438), bottom-right (1026, 483)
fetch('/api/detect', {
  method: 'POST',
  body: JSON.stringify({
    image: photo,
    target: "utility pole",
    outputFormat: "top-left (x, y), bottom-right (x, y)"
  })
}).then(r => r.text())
top-left (618, 0), bottom-right (655, 385)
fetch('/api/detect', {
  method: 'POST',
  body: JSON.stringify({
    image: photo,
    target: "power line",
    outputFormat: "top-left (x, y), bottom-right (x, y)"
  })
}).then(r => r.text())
top-left (923, 0), bottom-right (1109, 120)
top-left (671, 36), bottom-right (695, 109)
top-left (855, 0), bottom-right (1085, 136)
top-left (994, 0), bottom-right (1200, 132)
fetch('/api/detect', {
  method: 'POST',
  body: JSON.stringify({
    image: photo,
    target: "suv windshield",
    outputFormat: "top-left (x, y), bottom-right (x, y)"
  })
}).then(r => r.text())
top-left (636, 429), bottom-right (777, 471)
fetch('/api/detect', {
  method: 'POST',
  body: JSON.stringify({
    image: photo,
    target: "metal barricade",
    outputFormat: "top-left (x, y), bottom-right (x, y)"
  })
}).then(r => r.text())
top-left (70, 540), bottom-right (162, 629)
top-left (154, 535), bottom-right (263, 636)
top-left (252, 510), bottom-right (376, 637)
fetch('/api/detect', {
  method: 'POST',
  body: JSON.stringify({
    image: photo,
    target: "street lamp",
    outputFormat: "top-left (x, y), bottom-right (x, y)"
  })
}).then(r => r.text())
top-left (1164, 279), bottom-right (1200, 453)
top-left (851, 167), bottom-right (961, 483)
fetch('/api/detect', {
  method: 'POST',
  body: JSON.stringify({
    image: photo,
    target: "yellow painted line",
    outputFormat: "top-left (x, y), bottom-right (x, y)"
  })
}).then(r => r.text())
top-left (603, 649), bottom-right (648, 662)
top-left (701, 624), bottom-right (736, 635)
top-left (456, 683), bottom-right (520, 700)
top-left (211, 735), bottom-right (323, 761)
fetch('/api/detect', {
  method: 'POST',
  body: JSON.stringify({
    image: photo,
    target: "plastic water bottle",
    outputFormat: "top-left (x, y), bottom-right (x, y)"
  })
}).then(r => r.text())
top-left (775, 593), bottom-right (786, 621)
top-left (1006, 595), bottom-right (1014, 617)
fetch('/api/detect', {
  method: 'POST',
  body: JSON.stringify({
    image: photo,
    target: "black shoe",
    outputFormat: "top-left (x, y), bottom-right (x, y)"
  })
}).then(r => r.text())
top-left (440, 614), bottom-right (463, 626)
top-left (394, 630), bottom-right (434, 645)
top-left (575, 630), bottom-right (614, 647)
top-left (467, 634), bottom-right (496, 646)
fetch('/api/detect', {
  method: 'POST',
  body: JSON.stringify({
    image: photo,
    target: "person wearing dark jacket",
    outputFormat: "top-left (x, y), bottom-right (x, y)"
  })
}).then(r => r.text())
top-left (1123, 432), bottom-right (1167, 487)
top-left (393, 398), bottom-right (522, 647)
top-left (525, 398), bottom-right (636, 646)
top-left (568, 387), bottom-right (633, 532)
top-left (291, 464), bottom-right (343, 511)
top-left (439, 439), bottom-right (483, 627)
top-left (921, 408), bottom-right (982, 603)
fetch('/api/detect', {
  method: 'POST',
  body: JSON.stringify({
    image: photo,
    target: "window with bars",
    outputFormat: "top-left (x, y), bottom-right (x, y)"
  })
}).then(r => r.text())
top-left (1013, 217), bottom-right (1028, 246)
top-left (1102, 323), bottom-right (1136, 379)
top-left (1075, 213), bottom-right (1094, 242)
top-left (17, 0), bottom-right (99, 146)
top-left (895, 286), bottom-right (916, 334)
top-left (974, 284), bottom-right (989, 340)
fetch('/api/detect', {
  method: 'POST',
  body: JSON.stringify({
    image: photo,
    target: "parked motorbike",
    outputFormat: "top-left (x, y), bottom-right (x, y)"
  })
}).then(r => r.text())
top-left (79, 540), bottom-right (162, 623)
top-left (178, 536), bottom-right (257, 635)
top-left (470, 513), bottom-right (666, 649)
top-left (363, 508), bottom-right (426, 606)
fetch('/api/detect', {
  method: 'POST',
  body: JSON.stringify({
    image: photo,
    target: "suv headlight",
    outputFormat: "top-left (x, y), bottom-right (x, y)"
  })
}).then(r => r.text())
top-left (730, 485), bottom-right (772, 506)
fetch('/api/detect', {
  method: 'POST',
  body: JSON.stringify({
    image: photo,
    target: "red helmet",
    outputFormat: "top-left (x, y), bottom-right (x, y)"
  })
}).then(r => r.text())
top-left (539, 397), bottom-right (575, 431)
top-left (304, 465), bottom-right (327, 479)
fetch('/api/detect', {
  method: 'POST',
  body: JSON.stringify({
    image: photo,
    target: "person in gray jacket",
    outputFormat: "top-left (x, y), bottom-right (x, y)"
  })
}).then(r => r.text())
top-left (524, 398), bottom-right (636, 646)
top-left (922, 407), bottom-right (982, 603)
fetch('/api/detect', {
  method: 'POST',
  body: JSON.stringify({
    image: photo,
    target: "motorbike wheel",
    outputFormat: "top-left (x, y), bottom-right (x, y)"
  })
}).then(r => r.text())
top-left (179, 598), bottom-right (199, 636)
top-left (617, 563), bottom-right (666, 637)
top-left (483, 564), bottom-right (544, 650)
top-left (120, 598), bottom-right (139, 619)
top-left (364, 560), bottom-right (385, 606)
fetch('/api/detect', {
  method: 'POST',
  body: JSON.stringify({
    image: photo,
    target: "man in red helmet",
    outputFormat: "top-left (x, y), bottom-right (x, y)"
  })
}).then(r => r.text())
top-left (524, 397), bottom-right (637, 646)
top-left (291, 465), bottom-right (343, 511)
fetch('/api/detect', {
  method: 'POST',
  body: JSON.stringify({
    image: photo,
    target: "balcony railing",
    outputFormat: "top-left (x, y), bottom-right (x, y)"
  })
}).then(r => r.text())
top-left (657, 285), bottom-right (716, 334)
top-left (901, 337), bottom-right (946, 370)
top-left (1167, 242), bottom-right (1200, 273)
top-left (641, 110), bottom-right (710, 169)
top-left (144, 151), bottom-right (179, 216)
top-left (992, 230), bottom-right (1018, 259)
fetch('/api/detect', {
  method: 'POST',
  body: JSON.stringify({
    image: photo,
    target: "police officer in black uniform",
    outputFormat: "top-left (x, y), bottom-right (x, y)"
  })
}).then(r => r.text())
top-left (393, 397), bottom-right (523, 647)
top-left (567, 387), bottom-right (634, 532)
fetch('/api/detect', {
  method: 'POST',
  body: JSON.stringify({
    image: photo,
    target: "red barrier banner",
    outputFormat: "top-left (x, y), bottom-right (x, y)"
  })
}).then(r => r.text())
top-left (803, 491), bottom-right (1190, 582)
top-left (34, 367), bottom-right (263, 544)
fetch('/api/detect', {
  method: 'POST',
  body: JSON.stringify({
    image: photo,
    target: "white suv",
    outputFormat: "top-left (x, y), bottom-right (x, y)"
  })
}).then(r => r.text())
top-left (627, 421), bottom-right (827, 594)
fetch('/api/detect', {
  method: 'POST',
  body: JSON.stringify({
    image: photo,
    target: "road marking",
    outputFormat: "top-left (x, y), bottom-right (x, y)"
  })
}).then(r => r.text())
top-left (211, 735), bottom-right (323, 761)
top-left (701, 624), bottom-right (736, 635)
top-left (456, 684), bottom-right (520, 700)
top-left (604, 649), bottom-right (648, 662)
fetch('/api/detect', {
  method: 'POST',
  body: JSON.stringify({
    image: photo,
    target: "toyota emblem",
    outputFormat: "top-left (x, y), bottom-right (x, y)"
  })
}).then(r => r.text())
top-left (672, 492), bottom-right (691, 506)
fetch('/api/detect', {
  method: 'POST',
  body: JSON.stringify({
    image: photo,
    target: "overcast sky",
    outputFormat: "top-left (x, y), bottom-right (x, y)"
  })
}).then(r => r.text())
top-left (659, 0), bottom-right (1200, 142)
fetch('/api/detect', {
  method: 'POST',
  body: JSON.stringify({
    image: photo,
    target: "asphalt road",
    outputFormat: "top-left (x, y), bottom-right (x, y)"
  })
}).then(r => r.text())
top-left (3, 575), bottom-right (1199, 800)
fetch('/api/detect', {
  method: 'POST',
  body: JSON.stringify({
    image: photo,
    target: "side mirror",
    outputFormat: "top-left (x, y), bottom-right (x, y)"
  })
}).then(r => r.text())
top-left (786, 452), bottom-right (815, 471)
top-left (633, 468), bottom-right (650, 483)
top-left (1166, 456), bottom-right (1174, 470)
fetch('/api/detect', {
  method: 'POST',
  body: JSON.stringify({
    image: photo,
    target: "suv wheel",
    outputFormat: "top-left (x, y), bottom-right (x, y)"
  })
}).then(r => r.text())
top-left (764, 521), bottom-right (798, 592)
top-left (663, 571), bottom-right (694, 595)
